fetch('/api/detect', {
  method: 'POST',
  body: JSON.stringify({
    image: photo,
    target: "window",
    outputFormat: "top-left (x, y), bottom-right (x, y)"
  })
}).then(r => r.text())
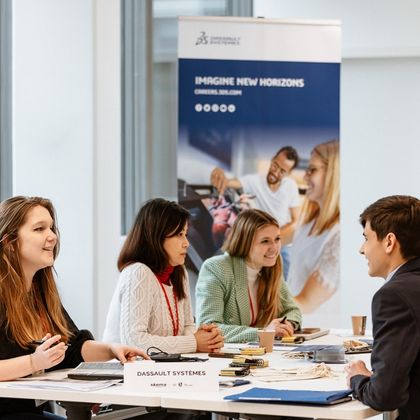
top-left (121, 0), bottom-right (253, 233)
top-left (0, 0), bottom-right (12, 200)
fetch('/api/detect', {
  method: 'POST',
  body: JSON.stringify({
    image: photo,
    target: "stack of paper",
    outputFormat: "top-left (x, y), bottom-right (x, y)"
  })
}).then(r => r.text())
top-left (7, 379), bottom-right (121, 392)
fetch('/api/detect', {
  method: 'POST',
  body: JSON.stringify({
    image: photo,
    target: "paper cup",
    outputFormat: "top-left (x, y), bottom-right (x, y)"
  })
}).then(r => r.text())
top-left (351, 316), bottom-right (367, 336)
top-left (257, 330), bottom-right (275, 352)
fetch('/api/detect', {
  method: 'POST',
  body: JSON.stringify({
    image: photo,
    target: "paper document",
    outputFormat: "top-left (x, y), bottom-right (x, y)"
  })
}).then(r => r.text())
top-left (7, 378), bottom-right (121, 392)
top-left (7, 370), bottom-right (121, 391)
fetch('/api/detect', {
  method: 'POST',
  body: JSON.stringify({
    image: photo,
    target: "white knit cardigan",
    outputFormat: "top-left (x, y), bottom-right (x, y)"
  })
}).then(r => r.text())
top-left (103, 262), bottom-right (197, 353)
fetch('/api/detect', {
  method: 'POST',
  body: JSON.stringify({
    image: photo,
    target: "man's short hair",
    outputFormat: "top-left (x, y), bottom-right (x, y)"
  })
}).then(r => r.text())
top-left (273, 146), bottom-right (299, 170)
top-left (360, 195), bottom-right (420, 259)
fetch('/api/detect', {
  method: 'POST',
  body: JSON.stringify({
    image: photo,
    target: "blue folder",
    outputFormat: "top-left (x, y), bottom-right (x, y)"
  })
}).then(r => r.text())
top-left (224, 388), bottom-right (352, 405)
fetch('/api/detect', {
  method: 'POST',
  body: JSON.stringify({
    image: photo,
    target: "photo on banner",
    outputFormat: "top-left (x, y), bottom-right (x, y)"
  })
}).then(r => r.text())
top-left (177, 17), bottom-right (341, 327)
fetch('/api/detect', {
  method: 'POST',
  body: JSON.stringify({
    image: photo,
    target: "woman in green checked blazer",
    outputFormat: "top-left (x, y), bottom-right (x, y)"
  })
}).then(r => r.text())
top-left (196, 209), bottom-right (302, 343)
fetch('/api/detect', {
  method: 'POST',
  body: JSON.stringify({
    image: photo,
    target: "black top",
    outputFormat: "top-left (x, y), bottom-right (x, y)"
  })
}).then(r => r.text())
top-left (0, 306), bottom-right (94, 415)
top-left (350, 257), bottom-right (420, 420)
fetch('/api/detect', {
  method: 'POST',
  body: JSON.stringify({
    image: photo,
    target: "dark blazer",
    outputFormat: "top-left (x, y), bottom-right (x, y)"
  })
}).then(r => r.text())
top-left (351, 257), bottom-right (420, 420)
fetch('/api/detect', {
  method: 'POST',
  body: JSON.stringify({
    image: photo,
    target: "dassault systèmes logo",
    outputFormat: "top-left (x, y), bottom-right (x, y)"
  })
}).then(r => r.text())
top-left (195, 31), bottom-right (209, 45)
top-left (195, 31), bottom-right (240, 46)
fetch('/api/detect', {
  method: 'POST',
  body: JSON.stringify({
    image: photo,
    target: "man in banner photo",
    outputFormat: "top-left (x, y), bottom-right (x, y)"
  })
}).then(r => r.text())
top-left (177, 17), bottom-right (341, 327)
top-left (210, 146), bottom-right (300, 277)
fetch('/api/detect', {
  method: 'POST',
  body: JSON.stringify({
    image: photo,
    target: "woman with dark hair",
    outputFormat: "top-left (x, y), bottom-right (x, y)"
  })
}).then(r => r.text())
top-left (103, 198), bottom-right (223, 354)
top-left (0, 196), bottom-right (147, 419)
top-left (196, 209), bottom-right (301, 343)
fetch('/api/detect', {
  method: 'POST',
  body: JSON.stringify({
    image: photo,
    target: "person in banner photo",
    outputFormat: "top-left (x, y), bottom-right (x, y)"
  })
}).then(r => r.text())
top-left (103, 198), bottom-right (224, 354)
top-left (210, 146), bottom-right (300, 278)
top-left (0, 196), bottom-right (148, 419)
top-left (287, 140), bottom-right (340, 327)
top-left (196, 209), bottom-right (302, 343)
top-left (345, 195), bottom-right (420, 420)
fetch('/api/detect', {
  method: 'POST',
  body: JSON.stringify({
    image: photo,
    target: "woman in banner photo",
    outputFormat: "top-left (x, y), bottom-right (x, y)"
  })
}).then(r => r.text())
top-left (287, 139), bottom-right (340, 327)
top-left (195, 209), bottom-right (302, 343)
top-left (103, 198), bottom-right (224, 354)
top-left (0, 196), bottom-right (148, 419)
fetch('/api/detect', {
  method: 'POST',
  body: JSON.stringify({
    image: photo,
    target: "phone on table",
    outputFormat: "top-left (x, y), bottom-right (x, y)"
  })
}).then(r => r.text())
top-left (150, 353), bottom-right (182, 362)
top-left (219, 379), bottom-right (251, 388)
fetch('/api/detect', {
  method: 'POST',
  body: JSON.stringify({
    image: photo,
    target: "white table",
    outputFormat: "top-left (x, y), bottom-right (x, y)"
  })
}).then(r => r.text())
top-left (0, 334), bottom-right (387, 420)
top-left (162, 392), bottom-right (377, 420)
top-left (160, 336), bottom-right (380, 420)
top-left (0, 380), bottom-right (160, 406)
top-left (0, 380), bottom-right (161, 419)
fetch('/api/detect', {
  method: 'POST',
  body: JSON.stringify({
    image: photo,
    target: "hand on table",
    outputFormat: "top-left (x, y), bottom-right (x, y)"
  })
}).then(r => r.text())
top-left (195, 324), bottom-right (224, 353)
top-left (108, 343), bottom-right (150, 363)
top-left (344, 360), bottom-right (372, 387)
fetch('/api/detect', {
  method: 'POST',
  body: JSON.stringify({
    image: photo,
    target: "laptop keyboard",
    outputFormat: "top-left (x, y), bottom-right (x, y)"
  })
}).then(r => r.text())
top-left (67, 362), bottom-right (124, 380)
top-left (76, 362), bottom-right (123, 370)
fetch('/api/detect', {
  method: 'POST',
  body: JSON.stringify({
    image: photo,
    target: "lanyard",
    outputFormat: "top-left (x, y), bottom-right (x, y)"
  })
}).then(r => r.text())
top-left (248, 287), bottom-right (257, 327)
top-left (158, 281), bottom-right (179, 336)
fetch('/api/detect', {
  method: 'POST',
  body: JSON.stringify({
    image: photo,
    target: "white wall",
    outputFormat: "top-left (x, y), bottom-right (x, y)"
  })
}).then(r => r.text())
top-left (255, 0), bottom-right (420, 328)
top-left (93, 0), bottom-right (122, 337)
top-left (12, 0), bottom-right (95, 330)
top-left (12, 0), bottom-right (122, 337)
top-left (11, 0), bottom-right (420, 335)
top-left (255, 0), bottom-right (420, 57)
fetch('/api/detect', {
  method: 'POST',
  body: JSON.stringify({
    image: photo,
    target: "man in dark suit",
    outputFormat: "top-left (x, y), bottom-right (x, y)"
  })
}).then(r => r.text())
top-left (345, 195), bottom-right (420, 420)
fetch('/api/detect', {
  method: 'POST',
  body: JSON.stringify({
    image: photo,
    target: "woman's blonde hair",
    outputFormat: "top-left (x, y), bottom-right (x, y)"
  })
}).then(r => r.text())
top-left (0, 196), bottom-right (71, 348)
top-left (301, 139), bottom-right (340, 235)
top-left (223, 209), bottom-right (282, 327)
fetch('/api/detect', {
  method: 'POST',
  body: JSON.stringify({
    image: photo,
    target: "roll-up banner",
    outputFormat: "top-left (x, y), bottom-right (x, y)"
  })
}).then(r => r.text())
top-left (178, 17), bottom-right (341, 327)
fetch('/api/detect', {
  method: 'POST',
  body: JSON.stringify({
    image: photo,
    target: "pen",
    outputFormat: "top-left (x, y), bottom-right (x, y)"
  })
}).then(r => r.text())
top-left (30, 340), bottom-right (71, 347)
top-left (279, 316), bottom-right (287, 324)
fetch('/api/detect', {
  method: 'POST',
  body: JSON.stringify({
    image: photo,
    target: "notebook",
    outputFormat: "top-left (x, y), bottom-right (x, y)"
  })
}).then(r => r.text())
top-left (270, 328), bottom-right (329, 344)
top-left (224, 387), bottom-right (352, 405)
top-left (288, 328), bottom-right (329, 341)
top-left (67, 362), bottom-right (124, 381)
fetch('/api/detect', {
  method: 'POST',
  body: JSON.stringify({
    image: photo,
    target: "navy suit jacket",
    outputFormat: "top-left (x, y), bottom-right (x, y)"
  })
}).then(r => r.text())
top-left (351, 257), bottom-right (420, 420)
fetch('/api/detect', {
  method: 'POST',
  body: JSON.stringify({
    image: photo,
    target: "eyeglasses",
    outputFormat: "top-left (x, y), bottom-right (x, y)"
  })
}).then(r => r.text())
top-left (305, 166), bottom-right (324, 176)
top-left (270, 160), bottom-right (289, 176)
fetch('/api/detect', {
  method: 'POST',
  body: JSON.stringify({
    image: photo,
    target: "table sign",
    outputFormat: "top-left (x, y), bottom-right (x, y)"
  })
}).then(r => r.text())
top-left (124, 361), bottom-right (219, 392)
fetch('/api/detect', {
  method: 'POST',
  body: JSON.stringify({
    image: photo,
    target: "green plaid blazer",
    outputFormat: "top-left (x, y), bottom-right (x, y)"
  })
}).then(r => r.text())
top-left (195, 254), bottom-right (302, 343)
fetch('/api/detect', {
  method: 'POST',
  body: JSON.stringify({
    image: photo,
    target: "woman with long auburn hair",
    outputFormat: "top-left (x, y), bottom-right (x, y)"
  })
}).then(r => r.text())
top-left (0, 196), bottom-right (148, 419)
top-left (287, 139), bottom-right (340, 326)
top-left (196, 209), bottom-right (301, 343)
top-left (103, 198), bottom-right (223, 354)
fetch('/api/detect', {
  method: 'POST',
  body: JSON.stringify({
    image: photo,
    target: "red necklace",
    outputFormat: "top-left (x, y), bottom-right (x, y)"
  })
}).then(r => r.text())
top-left (157, 280), bottom-right (179, 336)
top-left (248, 287), bottom-right (257, 327)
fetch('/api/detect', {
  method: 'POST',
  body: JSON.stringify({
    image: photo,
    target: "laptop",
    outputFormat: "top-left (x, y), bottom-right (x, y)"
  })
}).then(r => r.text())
top-left (67, 362), bottom-right (124, 381)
